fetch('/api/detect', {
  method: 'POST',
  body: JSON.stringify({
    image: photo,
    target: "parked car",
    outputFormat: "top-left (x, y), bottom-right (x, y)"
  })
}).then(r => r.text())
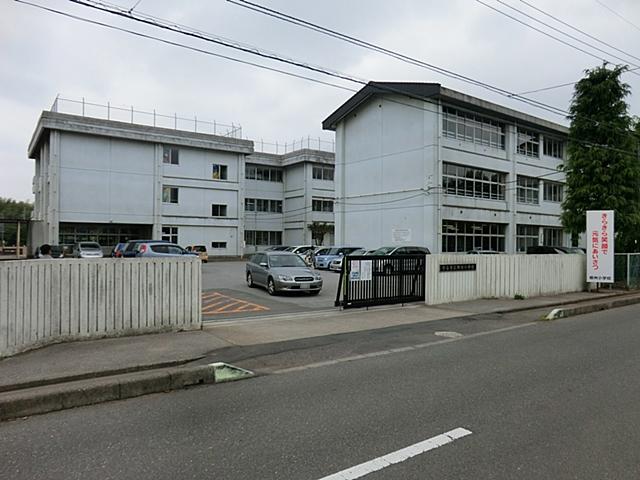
top-left (34, 245), bottom-right (65, 259)
top-left (285, 245), bottom-right (316, 256)
top-left (329, 248), bottom-right (366, 272)
top-left (466, 249), bottom-right (499, 255)
top-left (526, 245), bottom-right (567, 254)
top-left (135, 241), bottom-right (196, 258)
top-left (265, 246), bottom-right (290, 252)
top-left (185, 245), bottom-right (209, 263)
top-left (370, 246), bottom-right (431, 256)
top-left (73, 242), bottom-right (104, 259)
top-left (121, 239), bottom-right (165, 258)
top-left (111, 243), bottom-right (127, 258)
top-left (303, 246), bottom-right (330, 266)
top-left (314, 246), bottom-right (364, 269)
top-left (246, 251), bottom-right (323, 295)
top-left (557, 247), bottom-right (586, 254)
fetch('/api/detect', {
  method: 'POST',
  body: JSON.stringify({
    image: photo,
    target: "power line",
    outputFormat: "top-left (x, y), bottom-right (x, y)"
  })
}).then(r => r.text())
top-left (227, 0), bottom-right (568, 117)
top-left (14, 0), bottom-right (357, 94)
top-left (18, 0), bottom-right (639, 157)
top-left (595, 0), bottom-right (640, 34)
top-left (477, 0), bottom-right (640, 74)
top-left (515, 81), bottom-right (577, 95)
top-left (519, 0), bottom-right (640, 64)
top-left (491, 0), bottom-right (640, 71)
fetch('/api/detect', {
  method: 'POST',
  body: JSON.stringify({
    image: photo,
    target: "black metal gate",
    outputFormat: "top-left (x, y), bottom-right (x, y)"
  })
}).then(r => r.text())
top-left (334, 255), bottom-right (426, 308)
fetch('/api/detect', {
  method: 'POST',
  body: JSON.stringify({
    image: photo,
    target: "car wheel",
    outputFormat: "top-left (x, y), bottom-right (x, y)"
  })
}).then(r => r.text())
top-left (246, 272), bottom-right (254, 288)
top-left (267, 277), bottom-right (277, 296)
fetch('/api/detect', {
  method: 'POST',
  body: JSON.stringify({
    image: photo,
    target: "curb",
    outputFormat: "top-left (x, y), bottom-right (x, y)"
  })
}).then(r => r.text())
top-left (490, 291), bottom-right (631, 316)
top-left (542, 294), bottom-right (640, 321)
top-left (0, 362), bottom-right (254, 422)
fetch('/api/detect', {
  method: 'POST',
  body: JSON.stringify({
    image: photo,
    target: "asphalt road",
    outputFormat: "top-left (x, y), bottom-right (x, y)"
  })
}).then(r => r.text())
top-left (201, 260), bottom-right (341, 320)
top-left (2, 304), bottom-right (640, 479)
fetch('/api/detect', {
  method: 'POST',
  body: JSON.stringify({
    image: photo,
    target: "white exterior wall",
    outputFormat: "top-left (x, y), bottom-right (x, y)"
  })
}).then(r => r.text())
top-left (334, 94), bottom-right (567, 253)
top-left (424, 254), bottom-right (585, 305)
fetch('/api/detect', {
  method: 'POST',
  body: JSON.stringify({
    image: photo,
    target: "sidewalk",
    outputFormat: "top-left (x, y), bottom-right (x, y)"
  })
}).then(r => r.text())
top-left (1, 290), bottom-right (638, 420)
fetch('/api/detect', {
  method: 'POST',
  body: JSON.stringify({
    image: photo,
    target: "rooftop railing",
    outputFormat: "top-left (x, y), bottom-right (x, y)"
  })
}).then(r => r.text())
top-left (253, 136), bottom-right (335, 154)
top-left (50, 95), bottom-right (243, 138)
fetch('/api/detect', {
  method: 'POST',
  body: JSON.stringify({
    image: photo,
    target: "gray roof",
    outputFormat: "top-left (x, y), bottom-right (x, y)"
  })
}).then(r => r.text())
top-left (322, 82), bottom-right (569, 135)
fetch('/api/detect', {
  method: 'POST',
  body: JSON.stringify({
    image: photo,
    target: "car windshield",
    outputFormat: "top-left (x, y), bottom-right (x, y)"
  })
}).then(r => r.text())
top-left (326, 248), bottom-right (344, 255)
top-left (193, 246), bottom-right (206, 252)
top-left (80, 242), bottom-right (101, 250)
top-left (371, 247), bottom-right (395, 255)
top-left (269, 255), bottom-right (307, 268)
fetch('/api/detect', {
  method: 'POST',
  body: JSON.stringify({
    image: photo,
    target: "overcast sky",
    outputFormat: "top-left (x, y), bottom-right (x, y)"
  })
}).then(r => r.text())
top-left (2, 0), bottom-right (640, 201)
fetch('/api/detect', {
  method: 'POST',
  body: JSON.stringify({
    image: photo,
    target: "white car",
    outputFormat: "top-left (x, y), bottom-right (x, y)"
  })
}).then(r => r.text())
top-left (73, 242), bottom-right (104, 259)
top-left (329, 248), bottom-right (366, 272)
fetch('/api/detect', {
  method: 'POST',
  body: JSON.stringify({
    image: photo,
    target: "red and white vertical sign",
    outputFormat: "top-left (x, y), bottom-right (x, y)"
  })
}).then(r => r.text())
top-left (586, 210), bottom-right (614, 283)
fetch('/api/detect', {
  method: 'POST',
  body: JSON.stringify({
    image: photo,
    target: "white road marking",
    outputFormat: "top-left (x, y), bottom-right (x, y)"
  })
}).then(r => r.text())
top-left (316, 427), bottom-right (472, 480)
top-left (434, 331), bottom-right (463, 338)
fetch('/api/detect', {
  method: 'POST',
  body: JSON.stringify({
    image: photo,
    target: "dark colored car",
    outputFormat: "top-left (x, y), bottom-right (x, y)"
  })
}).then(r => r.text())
top-left (111, 243), bottom-right (127, 258)
top-left (122, 239), bottom-right (166, 258)
top-left (370, 246), bottom-right (431, 256)
top-left (526, 245), bottom-right (567, 254)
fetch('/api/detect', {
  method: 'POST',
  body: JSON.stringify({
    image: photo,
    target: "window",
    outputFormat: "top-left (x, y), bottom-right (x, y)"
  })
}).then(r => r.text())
top-left (516, 225), bottom-right (539, 252)
top-left (245, 164), bottom-right (283, 182)
top-left (442, 220), bottom-right (506, 252)
top-left (517, 129), bottom-right (540, 157)
top-left (517, 176), bottom-right (539, 204)
top-left (212, 164), bottom-right (228, 180)
top-left (245, 198), bottom-right (283, 213)
top-left (161, 226), bottom-right (178, 243)
top-left (543, 181), bottom-right (563, 203)
top-left (442, 106), bottom-right (506, 149)
top-left (211, 204), bottom-right (227, 217)
top-left (313, 165), bottom-right (335, 181)
top-left (162, 186), bottom-right (179, 204)
top-left (163, 146), bottom-right (179, 165)
top-left (543, 227), bottom-right (563, 246)
top-left (244, 230), bottom-right (282, 246)
top-left (442, 163), bottom-right (506, 200)
top-left (543, 138), bottom-right (564, 159)
top-left (211, 242), bottom-right (227, 249)
top-left (312, 198), bottom-right (334, 212)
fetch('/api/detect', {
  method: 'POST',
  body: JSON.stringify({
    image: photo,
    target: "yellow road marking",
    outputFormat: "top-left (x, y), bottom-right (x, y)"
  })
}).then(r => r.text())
top-left (201, 291), bottom-right (270, 315)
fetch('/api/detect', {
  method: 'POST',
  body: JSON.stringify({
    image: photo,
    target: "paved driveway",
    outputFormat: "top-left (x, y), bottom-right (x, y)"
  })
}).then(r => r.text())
top-left (201, 261), bottom-right (341, 321)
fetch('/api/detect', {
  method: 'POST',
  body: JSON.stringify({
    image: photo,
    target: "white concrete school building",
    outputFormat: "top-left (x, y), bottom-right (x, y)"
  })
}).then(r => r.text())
top-left (323, 82), bottom-right (570, 254)
top-left (28, 106), bottom-right (335, 257)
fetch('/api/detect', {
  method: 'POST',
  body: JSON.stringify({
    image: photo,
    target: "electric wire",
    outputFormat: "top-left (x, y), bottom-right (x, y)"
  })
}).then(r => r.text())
top-left (595, 0), bottom-right (640, 34)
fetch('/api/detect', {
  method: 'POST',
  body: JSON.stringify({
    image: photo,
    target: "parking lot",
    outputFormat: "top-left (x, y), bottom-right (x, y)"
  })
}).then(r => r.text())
top-left (201, 260), bottom-right (341, 321)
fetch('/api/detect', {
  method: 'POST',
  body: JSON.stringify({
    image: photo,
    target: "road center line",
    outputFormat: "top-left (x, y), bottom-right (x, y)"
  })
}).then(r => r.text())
top-left (316, 427), bottom-right (472, 480)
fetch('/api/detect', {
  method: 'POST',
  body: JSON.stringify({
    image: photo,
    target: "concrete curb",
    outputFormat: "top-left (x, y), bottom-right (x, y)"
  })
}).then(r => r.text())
top-left (491, 291), bottom-right (631, 316)
top-left (0, 363), bottom-right (254, 422)
top-left (542, 294), bottom-right (640, 321)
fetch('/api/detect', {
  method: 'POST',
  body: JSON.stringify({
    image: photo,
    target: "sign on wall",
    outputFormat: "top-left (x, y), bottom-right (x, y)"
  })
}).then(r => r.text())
top-left (392, 228), bottom-right (412, 243)
top-left (586, 210), bottom-right (614, 283)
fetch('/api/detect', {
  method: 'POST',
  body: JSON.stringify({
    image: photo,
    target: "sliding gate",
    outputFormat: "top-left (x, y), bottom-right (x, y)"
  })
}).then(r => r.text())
top-left (335, 255), bottom-right (426, 309)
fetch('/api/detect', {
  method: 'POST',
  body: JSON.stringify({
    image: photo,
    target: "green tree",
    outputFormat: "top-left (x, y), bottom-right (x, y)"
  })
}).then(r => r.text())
top-left (0, 198), bottom-right (33, 246)
top-left (307, 221), bottom-right (334, 246)
top-left (562, 65), bottom-right (640, 252)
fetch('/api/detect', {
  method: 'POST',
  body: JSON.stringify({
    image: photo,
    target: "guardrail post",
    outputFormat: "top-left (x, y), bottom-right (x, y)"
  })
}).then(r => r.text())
top-left (627, 253), bottom-right (631, 289)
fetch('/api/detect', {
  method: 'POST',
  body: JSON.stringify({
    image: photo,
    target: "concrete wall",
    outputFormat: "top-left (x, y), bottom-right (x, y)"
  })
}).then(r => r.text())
top-left (424, 254), bottom-right (585, 305)
top-left (0, 257), bottom-right (201, 358)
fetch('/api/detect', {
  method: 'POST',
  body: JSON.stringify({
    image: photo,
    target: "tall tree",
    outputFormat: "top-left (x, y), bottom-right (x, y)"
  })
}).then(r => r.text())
top-left (562, 65), bottom-right (640, 252)
top-left (0, 198), bottom-right (33, 246)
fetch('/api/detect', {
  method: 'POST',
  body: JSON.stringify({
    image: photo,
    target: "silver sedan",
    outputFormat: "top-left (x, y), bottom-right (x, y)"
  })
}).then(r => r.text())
top-left (246, 252), bottom-right (323, 295)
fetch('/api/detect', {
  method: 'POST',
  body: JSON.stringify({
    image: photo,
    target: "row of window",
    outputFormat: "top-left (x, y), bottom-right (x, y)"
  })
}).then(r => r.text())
top-left (441, 220), bottom-right (565, 252)
top-left (441, 109), bottom-right (564, 159)
top-left (442, 164), bottom-right (564, 205)
top-left (245, 198), bottom-right (283, 213)
top-left (244, 230), bottom-right (282, 246)
top-left (161, 226), bottom-right (227, 249)
top-left (313, 165), bottom-right (335, 181)
top-left (312, 198), bottom-right (334, 212)
top-left (245, 165), bottom-right (283, 182)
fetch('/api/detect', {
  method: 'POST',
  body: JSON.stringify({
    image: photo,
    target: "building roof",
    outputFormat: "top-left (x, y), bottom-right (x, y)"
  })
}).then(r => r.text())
top-left (28, 111), bottom-right (255, 159)
top-left (322, 82), bottom-right (569, 135)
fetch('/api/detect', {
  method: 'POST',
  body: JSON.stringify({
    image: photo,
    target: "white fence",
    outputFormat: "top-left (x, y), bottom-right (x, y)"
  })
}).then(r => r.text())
top-left (425, 254), bottom-right (586, 305)
top-left (0, 257), bottom-right (201, 358)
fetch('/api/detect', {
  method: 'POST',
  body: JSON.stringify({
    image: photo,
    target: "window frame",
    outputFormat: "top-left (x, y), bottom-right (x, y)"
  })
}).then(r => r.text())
top-left (211, 204), bottom-right (228, 217)
top-left (212, 164), bottom-right (228, 181)
top-left (516, 129), bottom-right (540, 158)
top-left (517, 176), bottom-right (540, 204)
top-left (162, 186), bottom-right (179, 204)
top-left (543, 181), bottom-right (564, 203)
top-left (162, 146), bottom-right (179, 165)
top-left (161, 226), bottom-right (178, 244)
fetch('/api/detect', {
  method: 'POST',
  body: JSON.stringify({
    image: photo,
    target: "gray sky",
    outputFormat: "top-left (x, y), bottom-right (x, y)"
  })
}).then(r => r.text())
top-left (2, 0), bottom-right (640, 201)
